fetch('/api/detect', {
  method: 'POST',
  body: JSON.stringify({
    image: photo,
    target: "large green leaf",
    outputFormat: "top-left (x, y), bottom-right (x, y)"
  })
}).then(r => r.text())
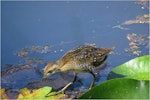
top-left (80, 78), bottom-right (149, 99)
top-left (111, 55), bottom-right (150, 80)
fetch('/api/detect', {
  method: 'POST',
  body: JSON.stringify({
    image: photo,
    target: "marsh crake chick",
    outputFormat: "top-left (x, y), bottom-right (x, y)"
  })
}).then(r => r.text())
top-left (43, 45), bottom-right (113, 94)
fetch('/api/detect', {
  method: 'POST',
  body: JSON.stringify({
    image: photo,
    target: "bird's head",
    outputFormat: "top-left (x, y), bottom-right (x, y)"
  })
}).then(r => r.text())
top-left (43, 62), bottom-right (58, 79)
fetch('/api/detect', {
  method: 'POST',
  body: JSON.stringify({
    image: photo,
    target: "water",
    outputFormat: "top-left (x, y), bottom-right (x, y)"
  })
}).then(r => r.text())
top-left (1, 1), bottom-right (149, 90)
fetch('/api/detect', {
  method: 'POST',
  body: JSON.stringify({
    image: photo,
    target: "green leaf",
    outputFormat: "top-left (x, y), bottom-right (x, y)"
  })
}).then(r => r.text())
top-left (111, 55), bottom-right (150, 80)
top-left (80, 78), bottom-right (149, 99)
top-left (17, 86), bottom-right (65, 99)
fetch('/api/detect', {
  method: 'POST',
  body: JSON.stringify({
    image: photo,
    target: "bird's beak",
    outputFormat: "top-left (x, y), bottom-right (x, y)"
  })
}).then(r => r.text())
top-left (42, 73), bottom-right (49, 80)
top-left (42, 75), bottom-right (47, 79)
top-left (105, 47), bottom-right (115, 54)
top-left (111, 46), bottom-right (115, 50)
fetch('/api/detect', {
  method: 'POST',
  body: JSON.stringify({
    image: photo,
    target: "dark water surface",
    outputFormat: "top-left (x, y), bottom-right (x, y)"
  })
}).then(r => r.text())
top-left (1, 1), bottom-right (149, 91)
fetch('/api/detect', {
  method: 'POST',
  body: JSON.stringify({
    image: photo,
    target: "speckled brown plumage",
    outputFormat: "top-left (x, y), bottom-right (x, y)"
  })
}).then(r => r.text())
top-left (43, 45), bottom-right (114, 95)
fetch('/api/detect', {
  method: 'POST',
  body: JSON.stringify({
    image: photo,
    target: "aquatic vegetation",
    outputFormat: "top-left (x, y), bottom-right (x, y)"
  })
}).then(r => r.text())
top-left (112, 14), bottom-right (150, 30)
top-left (1, 0), bottom-right (149, 99)
top-left (17, 86), bottom-right (65, 99)
top-left (15, 45), bottom-right (51, 57)
top-left (137, 0), bottom-right (149, 10)
top-left (112, 25), bottom-right (130, 30)
top-left (111, 55), bottom-right (149, 80)
top-left (31, 45), bottom-right (50, 54)
top-left (125, 33), bottom-right (149, 56)
top-left (1, 87), bottom-right (65, 99)
top-left (1, 64), bottom-right (32, 76)
top-left (1, 55), bottom-right (149, 99)
top-left (0, 88), bottom-right (9, 99)
top-left (80, 78), bottom-right (149, 99)
top-left (80, 55), bottom-right (150, 99)
top-left (122, 14), bottom-right (150, 25)
top-left (25, 58), bottom-right (45, 64)
top-left (17, 48), bottom-right (30, 57)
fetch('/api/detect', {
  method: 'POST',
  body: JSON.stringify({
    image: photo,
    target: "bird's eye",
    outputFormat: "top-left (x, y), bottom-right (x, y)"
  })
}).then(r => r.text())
top-left (48, 71), bottom-right (52, 73)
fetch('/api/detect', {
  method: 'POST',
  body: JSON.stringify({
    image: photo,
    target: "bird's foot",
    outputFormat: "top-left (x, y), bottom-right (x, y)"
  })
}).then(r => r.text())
top-left (88, 86), bottom-right (93, 91)
top-left (88, 81), bottom-right (95, 90)
top-left (45, 82), bottom-right (73, 97)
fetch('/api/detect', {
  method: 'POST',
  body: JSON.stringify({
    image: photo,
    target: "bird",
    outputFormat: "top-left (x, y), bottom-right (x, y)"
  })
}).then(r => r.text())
top-left (43, 44), bottom-right (114, 95)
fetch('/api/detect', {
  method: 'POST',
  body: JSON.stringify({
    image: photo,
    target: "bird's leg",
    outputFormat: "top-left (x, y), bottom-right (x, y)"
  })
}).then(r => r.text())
top-left (72, 72), bottom-right (77, 83)
top-left (56, 72), bottom-right (77, 94)
top-left (57, 72), bottom-right (77, 94)
top-left (45, 82), bottom-right (73, 97)
top-left (55, 82), bottom-right (73, 94)
top-left (89, 71), bottom-right (96, 90)
top-left (46, 72), bottom-right (77, 96)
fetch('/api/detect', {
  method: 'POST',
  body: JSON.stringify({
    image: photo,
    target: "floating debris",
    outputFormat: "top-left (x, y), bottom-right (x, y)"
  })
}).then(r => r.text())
top-left (3, 64), bottom-right (13, 68)
top-left (132, 50), bottom-right (141, 56)
top-left (15, 40), bottom-right (77, 58)
top-left (17, 48), bottom-right (30, 57)
top-left (127, 33), bottom-right (148, 45)
top-left (26, 58), bottom-right (44, 64)
top-left (125, 33), bottom-right (149, 56)
top-left (31, 45), bottom-right (50, 54)
top-left (1, 64), bottom-right (32, 76)
top-left (32, 46), bottom-right (40, 53)
top-left (112, 14), bottom-right (150, 30)
top-left (122, 14), bottom-right (150, 25)
top-left (41, 45), bottom-right (50, 53)
top-left (137, 0), bottom-right (149, 10)
top-left (16, 45), bottom-right (51, 57)
top-left (112, 25), bottom-right (130, 30)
